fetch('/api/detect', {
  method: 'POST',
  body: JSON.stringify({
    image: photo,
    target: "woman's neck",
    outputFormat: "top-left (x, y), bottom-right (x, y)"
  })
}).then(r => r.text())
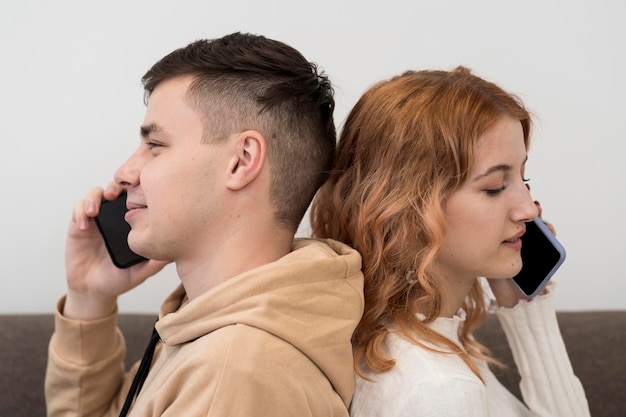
top-left (437, 270), bottom-right (478, 318)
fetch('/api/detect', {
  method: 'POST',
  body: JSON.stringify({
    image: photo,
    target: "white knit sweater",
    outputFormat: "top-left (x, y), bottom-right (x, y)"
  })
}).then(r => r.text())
top-left (349, 288), bottom-right (590, 417)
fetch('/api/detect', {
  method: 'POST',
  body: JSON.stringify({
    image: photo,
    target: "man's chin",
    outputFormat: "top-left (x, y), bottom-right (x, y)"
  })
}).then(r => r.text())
top-left (129, 244), bottom-right (174, 263)
top-left (128, 239), bottom-right (151, 260)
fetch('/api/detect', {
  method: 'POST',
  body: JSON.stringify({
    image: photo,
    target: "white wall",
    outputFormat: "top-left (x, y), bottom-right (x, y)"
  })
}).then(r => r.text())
top-left (1, 0), bottom-right (624, 313)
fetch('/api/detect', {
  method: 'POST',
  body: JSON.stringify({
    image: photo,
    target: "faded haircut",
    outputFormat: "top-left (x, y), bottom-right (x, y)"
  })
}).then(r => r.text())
top-left (142, 32), bottom-right (336, 231)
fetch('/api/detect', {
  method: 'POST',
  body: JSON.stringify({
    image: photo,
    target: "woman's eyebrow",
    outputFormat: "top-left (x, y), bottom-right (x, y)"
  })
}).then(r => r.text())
top-left (472, 155), bottom-right (528, 182)
top-left (472, 164), bottom-right (511, 182)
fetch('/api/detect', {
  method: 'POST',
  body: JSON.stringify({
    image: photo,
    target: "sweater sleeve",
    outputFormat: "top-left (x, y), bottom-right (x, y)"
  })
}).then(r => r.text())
top-left (495, 286), bottom-right (591, 417)
top-left (45, 295), bottom-right (133, 417)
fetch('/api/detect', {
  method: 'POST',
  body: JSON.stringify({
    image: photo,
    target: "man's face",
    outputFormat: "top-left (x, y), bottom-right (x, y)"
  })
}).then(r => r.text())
top-left (114, 76), bottom-right (231, 262)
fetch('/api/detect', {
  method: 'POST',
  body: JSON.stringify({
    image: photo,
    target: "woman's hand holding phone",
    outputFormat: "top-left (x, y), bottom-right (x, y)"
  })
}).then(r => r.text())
top-left (488, 202), bottom-right (566, 307)
top-left (63, 184), bottom-right (168, 320)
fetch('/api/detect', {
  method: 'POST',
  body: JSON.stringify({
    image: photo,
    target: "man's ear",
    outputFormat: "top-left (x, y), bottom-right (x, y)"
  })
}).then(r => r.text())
top-left (226, 130), bottom-right (267, 191)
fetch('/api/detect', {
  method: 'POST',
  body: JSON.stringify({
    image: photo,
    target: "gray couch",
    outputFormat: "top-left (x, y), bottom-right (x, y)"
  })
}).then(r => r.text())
top-left (1, 311), bottom-right (623, 417)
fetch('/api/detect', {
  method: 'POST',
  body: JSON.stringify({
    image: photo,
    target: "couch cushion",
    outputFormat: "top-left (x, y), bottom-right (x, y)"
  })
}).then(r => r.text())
top-left (0, 311), bottom-right (623, 417)
top-left (474, 311), bottom-right (626, 417)
top-left (0, 313), bottom-right (156, 417)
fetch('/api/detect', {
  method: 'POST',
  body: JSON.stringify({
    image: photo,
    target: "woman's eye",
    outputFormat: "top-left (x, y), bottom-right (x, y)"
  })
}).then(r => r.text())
top-left (485, 185), bottom-right (507, 196)
top-left (147, 142), bottom-right (162, 150)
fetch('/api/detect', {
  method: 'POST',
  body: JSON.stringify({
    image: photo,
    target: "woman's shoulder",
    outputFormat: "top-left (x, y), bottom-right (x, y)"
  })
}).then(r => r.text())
top-left (352, 333), bottom-right (488, 417)
top-left (384, 331), bottom-right (483, 384)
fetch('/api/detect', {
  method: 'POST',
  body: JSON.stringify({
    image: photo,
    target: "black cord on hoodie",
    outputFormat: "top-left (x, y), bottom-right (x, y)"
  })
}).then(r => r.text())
top-left (119, 326), bottom-right (161, 417)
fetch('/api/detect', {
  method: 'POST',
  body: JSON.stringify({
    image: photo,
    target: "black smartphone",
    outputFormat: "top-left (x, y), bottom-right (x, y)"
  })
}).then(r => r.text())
top-left (512, 217), bottom-right (566, 297)
top-left (94, 191), bottom-right (147, 268)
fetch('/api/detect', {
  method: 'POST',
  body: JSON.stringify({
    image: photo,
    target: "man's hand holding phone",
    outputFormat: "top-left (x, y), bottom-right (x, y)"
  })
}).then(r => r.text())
top-left (63, 185), bottom-right (168, 320)
top-left (94, 191), bottom-right (147, 269)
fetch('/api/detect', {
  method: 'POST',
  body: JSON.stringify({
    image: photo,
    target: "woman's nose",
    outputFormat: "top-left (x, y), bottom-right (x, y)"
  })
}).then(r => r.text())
top-left (513, 182), bottom-right (539, 223)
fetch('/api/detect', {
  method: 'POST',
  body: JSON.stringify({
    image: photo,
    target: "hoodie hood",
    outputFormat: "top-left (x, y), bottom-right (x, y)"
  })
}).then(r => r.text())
top-left (155, 238), bottom-right (364, 407)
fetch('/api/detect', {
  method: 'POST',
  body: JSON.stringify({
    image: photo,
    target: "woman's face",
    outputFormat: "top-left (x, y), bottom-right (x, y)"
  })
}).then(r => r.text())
top-left (436, 116), bottom-right (538, 282)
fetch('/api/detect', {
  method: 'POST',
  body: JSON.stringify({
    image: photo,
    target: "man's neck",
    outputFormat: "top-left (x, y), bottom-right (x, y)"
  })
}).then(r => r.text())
top-left (175, 226), bottom-right (294, 301)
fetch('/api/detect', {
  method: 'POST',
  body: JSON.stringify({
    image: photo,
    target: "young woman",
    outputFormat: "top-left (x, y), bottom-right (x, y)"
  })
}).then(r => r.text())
top-left (311, 67), bottom-right (590, 416)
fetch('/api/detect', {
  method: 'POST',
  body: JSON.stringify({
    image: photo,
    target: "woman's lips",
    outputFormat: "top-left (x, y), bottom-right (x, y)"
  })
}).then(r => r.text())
top-left (502, 228), bottom-right (526, 251)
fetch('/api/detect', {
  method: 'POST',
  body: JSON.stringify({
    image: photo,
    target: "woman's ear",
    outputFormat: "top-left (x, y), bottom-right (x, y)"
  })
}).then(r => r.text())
top-left (226, 130), bottom-right (267, 191)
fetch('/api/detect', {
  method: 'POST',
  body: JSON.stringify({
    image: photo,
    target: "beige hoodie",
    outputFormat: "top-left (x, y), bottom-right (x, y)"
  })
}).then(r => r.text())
top-left (46, 238), bottom-right (364, 417)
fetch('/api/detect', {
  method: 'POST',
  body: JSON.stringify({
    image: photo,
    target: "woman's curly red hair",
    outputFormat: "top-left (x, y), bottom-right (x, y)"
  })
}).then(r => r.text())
top-left (311, 67), bottom-right (531, 380)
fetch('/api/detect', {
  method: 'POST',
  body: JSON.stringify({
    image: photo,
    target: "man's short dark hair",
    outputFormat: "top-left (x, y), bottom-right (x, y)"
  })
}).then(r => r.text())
top-left (142, 32), bottom-right (336, 231)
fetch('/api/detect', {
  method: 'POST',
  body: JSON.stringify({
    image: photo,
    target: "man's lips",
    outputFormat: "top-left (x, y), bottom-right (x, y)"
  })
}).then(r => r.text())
top-left (126, 201), bottom-right (146, 211)
top-left (125, 201), bottom-right (146, 221)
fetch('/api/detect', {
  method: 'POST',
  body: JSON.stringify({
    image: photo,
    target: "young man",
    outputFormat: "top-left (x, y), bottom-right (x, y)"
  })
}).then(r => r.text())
top-left (45, 33), bottom-right (364, 417)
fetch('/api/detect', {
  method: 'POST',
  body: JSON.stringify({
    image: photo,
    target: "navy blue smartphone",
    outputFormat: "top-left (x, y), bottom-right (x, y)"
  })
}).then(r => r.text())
top-left (94, 192), bottom-right (147, 269)
top-left (512, 218), bottom-right (566, 297)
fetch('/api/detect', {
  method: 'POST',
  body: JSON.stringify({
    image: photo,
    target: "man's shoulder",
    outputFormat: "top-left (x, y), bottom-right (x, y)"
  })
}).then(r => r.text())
top-left (175, 323), bottom-right (326, 391)
top-left (182, 323), bottom-right (311, 366)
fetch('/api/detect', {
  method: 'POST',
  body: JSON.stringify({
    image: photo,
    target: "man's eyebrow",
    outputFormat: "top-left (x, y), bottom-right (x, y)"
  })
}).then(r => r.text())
top-left (140, 123), bottom-right (162, 139)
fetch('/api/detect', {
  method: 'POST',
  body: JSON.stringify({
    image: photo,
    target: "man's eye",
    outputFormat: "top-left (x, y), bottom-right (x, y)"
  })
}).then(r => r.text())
top-left (147, 142), bottom-right (162, 149)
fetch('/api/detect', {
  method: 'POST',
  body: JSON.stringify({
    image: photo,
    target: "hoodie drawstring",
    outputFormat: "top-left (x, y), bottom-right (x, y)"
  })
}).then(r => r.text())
top-left (119, 326), bottom-right (161, 417)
